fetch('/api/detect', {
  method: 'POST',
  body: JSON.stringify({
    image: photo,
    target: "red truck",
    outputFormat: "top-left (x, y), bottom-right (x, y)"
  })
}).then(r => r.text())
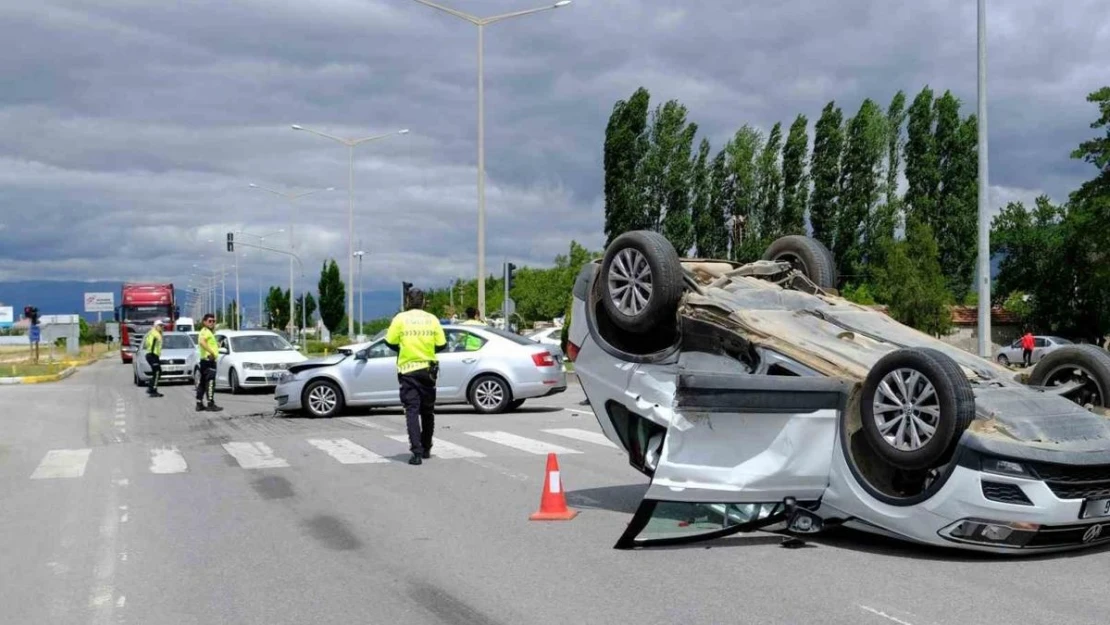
top-left (115, 282), bottom-right (177, 363)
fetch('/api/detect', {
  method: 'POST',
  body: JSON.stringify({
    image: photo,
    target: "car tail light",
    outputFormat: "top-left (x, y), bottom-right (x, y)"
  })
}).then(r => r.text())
top-left (531, 351), bottom-right (556, 367)
top-left (566, 341), bottom-right (580, 361)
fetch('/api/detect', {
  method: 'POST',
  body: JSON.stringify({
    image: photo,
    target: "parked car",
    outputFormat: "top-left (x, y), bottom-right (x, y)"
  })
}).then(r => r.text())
top-left (274, 324), bottom-right (567, 417)
top-left (193, 330), bottom-right (307, 393)
top-left (996, 335), bottom-right (1073, 367)
top-left (569, 230), bottom-right (1110, 554)
top-left (133, 332), bottom-right (198, 386)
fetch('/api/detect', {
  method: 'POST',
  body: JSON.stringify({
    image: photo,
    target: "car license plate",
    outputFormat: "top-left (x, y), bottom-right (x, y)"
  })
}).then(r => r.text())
top-left (269, 372), bottom-right (283, 380)
top-left (1080, 497), bottom-right (1110, 519)
top-left (164, 366), bottom-right (181, 372)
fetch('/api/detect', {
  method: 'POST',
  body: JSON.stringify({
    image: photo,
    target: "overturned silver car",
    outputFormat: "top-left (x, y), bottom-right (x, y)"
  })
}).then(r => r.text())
top-left (568, 230), bottom-right (1110, 553)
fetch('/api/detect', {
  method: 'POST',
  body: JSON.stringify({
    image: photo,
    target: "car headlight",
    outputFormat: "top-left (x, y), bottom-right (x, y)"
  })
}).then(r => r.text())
top-left (981, 457), bottom-right (1032, 478)
top-left (279, 372), bottom-right (296, 384)
top-left (243, 362), bottom-right (262, 370)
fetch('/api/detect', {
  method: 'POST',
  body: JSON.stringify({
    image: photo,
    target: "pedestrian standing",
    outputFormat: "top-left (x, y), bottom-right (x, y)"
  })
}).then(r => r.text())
top-left (1021, 330), bottom-right (1035, 367)
top-left (384, 288), bottom-right (446, 465)
top-left (195, 313), bottom-right (223, 412)
top-left (143, 319), bottom-right (165, 397)
top-left (461, 306), bottom-right (486, 326)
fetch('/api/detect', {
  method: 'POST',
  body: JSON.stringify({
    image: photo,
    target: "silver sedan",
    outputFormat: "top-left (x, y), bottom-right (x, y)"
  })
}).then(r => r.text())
top-left (995, 335), bottom-right (1073, 367)
top-left (132, 332), bottom-right (199, 386)
top-left (274, 324), bottom-right (568, 418)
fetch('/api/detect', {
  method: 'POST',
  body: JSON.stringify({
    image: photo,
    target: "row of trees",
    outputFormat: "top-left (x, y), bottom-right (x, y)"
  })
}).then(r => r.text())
top-left (261, 259), bottom-right (344, 333)
top-left (602, 84), bottom-right (1031, 336)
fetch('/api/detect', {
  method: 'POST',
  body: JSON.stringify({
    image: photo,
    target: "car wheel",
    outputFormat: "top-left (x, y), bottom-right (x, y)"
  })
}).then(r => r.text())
top-left (193, 367), bottom-right (201, 387)
top-left (761, 235), bottom-right (838, 289)
top-left (1029, 345), bottom-right (1110, 408)
top-left (507, 399), bottom-right (526, 411)
top-left (996, 354), bottom-right (1009, 367)
top-left (859, 347), bottom-right (975, 470)
top-left (302, 379), bottom-right (344, 418)
top-left (599, 230), bottom-right (685, 334)
top-left (229, 369), bottom-right (241, 394)
top-left (470, 375), bottom-right (511, 414)
top-left (134, 370), bottom-right (144, 387)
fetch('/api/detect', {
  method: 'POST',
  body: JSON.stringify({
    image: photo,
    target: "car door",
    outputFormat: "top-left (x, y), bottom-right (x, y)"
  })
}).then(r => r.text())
top-left (215, 334), bottom-right (231, 386)
top-left (432, 329), bottom-right (485, 400)
top-left (1032, 337), bottom-right (1049, 364)
top-left (349, 340), bottom-right (403, 404)
top-left (612, 357), bottom-right (849, 549)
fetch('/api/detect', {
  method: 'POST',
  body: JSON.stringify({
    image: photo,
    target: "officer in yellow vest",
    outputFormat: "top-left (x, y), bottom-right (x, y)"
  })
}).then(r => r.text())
top-left (385, 288), bottom-right (446, 465)
top-left (459, 307), bottom-right (486, 351)
top-left (142, 319), bottom-right (165, 397)
top-left (194, 313), bottom-right (223, 412)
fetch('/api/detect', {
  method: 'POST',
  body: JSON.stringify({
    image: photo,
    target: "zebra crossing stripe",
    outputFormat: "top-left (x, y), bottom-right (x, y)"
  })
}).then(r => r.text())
top-left (149, 447), bottom-right (188, 474)
top-left (30, 449), bottom-right (92, 479)
top-left (464, 431), bottom-right (582, 455)
top-left (222, 442), bottom-right (289, 469)
top-left (306, 438), bottom-right (389, 464)
top-left (541, 428), bottom-right (618, 448)
top-left (386, 435), bottom-right (486, 459)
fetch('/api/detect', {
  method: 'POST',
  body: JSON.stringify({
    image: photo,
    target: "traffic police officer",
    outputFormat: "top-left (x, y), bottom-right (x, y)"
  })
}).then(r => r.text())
top-left (143, 319), bottom-right (165, 397)
top-left (195, 313), bottom-right (223, 412)
top-left (461, 307), bottom-right (486, 326)
top-left (385, 288), bottom-right (446, 465)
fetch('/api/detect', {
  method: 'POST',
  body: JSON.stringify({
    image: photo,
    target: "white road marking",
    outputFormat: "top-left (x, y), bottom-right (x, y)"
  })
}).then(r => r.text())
top-left (464, 431), bottom-right (582, 455)
top-left (119, 513), bottom-right (128, 523)
top-left (149, 447), bottom-right (188, 474)
top-left (31, 449), bottom-right (92, 479)
top-left (116, 596), bottom-right (126, 608)
top-left (386, 435), bottom-right (486, 459)
top-left (338, 416), bottom-right (396, 431)
top-left (306, 438), bottom-right (389, 464)
top-left (222, 442), bottom-right (289, 469)
top-left (564, 408), bottom-right (594, 416)
top-left (542, 428), bottom-right (617, 448)
top-left (859, 606), bottom-right (916, 625)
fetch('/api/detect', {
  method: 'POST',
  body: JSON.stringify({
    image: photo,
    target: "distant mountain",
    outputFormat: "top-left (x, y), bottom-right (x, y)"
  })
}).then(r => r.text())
top-left (0, 280), bottom-right (402, 323)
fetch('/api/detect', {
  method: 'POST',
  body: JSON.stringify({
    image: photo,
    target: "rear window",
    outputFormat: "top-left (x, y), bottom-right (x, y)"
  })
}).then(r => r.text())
top-left (481, 327), bottom-right (536, 346)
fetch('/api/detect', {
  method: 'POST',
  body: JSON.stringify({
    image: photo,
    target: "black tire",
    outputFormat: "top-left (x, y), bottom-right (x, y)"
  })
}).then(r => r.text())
top-left (996, 354), bottom-right (1010, 367)
top-left (599, 230), bottom-right (685, 334)
top-left (134, 369), bottom-right (144, 387)
top-left (859, 347), bottom-right (976, 470)
top-left (469, 375), bottom-right (511, 414)
top-left (193, 367), bottom-right (201, 388)
top-left (507, 399), bottom-right (526, 411)
top-left (302, 379), bottom-right (345, 418)
top-left (229, 369), bottom-right (240, 394)
top-left (1029, 345), bottom-right (1110, 408)
top-left (761, 235), bottom-right (838, 289)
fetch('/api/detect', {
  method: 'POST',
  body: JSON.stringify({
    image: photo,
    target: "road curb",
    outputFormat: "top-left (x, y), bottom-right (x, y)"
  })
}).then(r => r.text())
top-left (0, 365), bottom-right (78, 385)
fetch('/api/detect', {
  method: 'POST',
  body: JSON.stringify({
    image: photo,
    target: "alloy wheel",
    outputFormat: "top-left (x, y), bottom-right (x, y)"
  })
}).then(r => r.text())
top-left (307, 384), bottom-right (338, 415)
top-left (474, 380), bottom-right (505, 410)
top-left (607, 247), bottom-right (653, 316)
top-left (872, 368), bottom-right (941, 452)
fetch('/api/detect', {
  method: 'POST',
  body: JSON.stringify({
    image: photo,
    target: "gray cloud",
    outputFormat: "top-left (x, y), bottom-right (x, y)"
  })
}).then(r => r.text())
top-left (0, 0), bottom-right (1105, 299)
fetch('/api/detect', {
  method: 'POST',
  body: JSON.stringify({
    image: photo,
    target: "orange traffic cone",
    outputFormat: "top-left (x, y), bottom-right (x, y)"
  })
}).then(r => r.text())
top-left (529, 452), bottom-right (579, 521)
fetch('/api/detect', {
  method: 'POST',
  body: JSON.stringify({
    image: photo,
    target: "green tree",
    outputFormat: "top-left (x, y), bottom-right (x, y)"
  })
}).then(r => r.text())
top-left (872, 217), bottom-right (953, 336)
top-left (725, 125), bottom-right (763, 261)
top-left (1002, 291), bottom-right (1033, 327)
top-left (809, 101), bottom-right (844, 250)
top-left (294, 293), bottom-right (317, 330)
top-left (224, 299), bottom-right (239, 328)
top-left (780, 114), bottom-right (809, 236)
top-left (704, 147), bottom-right (732, 258)
top-left (935, 101), bottom-right (979, 302)
top-left (265, 288), bottom-right (290, 331)
top-left (638, 99), bottom-right (697, 254)
top-left (317, 259), bottom-right (346, 333)
top-left (603, 87), bottom-right (652, 244)
top-left (754, 121), bottom-right (784, 246)
top-left (836, 98), bottom-right (886, 281)
top-left (883, 90), bottom-right (908, 217)
top-left (904, 86), bottom-right (939, 223)
top-left (690, 138), bottom-right (717, 256)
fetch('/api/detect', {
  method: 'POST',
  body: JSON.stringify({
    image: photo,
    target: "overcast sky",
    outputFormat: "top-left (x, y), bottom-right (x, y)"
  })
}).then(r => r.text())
top-left (0, 0), bottom-right (1105, 295)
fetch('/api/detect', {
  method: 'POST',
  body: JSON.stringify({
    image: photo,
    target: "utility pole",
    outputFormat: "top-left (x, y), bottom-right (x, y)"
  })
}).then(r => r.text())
top-left (976, 0), bottom-right (991, 358)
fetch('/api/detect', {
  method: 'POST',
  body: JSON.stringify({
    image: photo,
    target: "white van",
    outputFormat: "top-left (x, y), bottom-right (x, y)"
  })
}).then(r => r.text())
top-left (174, 317), bottom-right (196, 333)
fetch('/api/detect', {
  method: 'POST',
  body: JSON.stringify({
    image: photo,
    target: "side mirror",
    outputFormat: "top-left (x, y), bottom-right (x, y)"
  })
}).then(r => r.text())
top-left (355, 349), bottom-right (369, 361)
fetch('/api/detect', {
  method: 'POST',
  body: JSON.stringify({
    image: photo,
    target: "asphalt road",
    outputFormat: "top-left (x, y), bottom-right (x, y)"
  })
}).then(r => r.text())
top-left (1, 360), bottom-right (1108, 625)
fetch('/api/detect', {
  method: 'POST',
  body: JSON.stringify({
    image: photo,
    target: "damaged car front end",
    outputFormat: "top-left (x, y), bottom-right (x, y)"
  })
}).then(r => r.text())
top-left (569, 230), bottom-right (1110, 554)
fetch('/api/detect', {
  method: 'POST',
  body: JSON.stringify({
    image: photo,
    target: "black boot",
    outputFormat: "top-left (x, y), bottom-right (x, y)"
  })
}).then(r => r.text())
top-left (206, 403), bottom-right (224, 412)
top-left (408, 453), bottom-right (422, 465)
top-left (196, 401), bottom-right (205, 412)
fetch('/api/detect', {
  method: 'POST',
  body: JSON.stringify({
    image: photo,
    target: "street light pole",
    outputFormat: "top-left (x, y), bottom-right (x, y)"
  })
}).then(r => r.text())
top-left (291, 124), bottom-right (409, 337)
top-left (408, 0), bottom-right (571, 318)
top-left (353, 248), bottom-right (365, 337)
top-left (976, 0), bottom-right (991, 358)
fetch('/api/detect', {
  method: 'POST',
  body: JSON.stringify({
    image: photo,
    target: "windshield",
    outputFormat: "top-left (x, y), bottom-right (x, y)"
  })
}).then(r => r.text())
top-left (122, 306), bottom-right (170, 322)
top-left (162, 334), bottom-right (194, 350)
top-left (230, 334), bottom-right (295, 353)
top-left (1049, 336), bottom-right (1073, 345)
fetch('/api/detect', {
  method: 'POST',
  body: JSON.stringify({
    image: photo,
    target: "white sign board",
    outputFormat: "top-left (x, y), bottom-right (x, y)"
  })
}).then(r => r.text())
top-left (40, 314), bottom-right (80, 325)
top-left (84, 292), bottom-right (115, 313)
top-left (0, 306), bottom-right (12, 328)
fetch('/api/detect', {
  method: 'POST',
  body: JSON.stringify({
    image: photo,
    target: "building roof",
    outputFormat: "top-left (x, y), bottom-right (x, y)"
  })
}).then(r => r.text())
top-left (867, 305), bottom-right (1020, 325)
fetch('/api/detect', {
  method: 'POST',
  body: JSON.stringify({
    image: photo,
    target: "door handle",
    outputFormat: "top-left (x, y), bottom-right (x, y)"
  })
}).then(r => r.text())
top-left (462, 358), bottom-right (477, 364)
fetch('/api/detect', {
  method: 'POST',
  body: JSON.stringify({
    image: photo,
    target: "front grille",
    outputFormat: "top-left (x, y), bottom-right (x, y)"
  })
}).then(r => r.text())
top-left (1027, 462), bottom-right (1110, 500)
top-left (1026, 522), bottom-right (1110, 548)
top-left (981, 480), bottom-right (1033, 506)
top-left (160, 358), bottom-right (185, 365)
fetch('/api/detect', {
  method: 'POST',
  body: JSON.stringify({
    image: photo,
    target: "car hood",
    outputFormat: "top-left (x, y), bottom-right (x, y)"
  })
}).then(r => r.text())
top-left (158, 349), bottom-right (196, 360)
top-left (231, 350), bottom-right (306, 364)
top-left (288, 354), bottom-right (347, 373)
top-left (681, 265), bottom-right (1110, 456)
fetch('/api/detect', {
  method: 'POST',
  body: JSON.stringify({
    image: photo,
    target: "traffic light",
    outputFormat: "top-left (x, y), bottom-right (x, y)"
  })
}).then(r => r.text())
top-left (505, 262), bottom-right (517, 292)
top-left (226, 232), bottom-right (234, 252)
top-left (23, 306), bottom-right (39, 325)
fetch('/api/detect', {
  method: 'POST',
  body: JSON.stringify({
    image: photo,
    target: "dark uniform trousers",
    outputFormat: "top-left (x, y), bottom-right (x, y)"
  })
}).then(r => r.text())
top-left (145, 353), bottom-right (162, 392)
top-left (399, 366), bottom-right (437, 455)
top-left (196, 359), bottom-right (217, 403)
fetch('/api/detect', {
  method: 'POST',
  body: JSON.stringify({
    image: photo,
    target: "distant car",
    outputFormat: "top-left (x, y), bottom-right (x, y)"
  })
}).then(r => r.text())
top-left (526, 326), bottom-right (562, 346)
top-left (174, 317), bottom-right (196, 333)
top-left (274, 324), bottom-right (567, 418)
top-left (996, 335), bottom-right (1073, 367)
top-left (133, 332), bottom-right (198, 386)
top-left (195, 329), bottom-right (308, 393)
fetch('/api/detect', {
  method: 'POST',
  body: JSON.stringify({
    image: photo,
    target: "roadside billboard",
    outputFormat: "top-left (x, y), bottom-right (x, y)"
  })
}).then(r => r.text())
top-left (84, 292), bottom-right (115, 313)
top-left (0, 306), bottom-right (12, 328)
